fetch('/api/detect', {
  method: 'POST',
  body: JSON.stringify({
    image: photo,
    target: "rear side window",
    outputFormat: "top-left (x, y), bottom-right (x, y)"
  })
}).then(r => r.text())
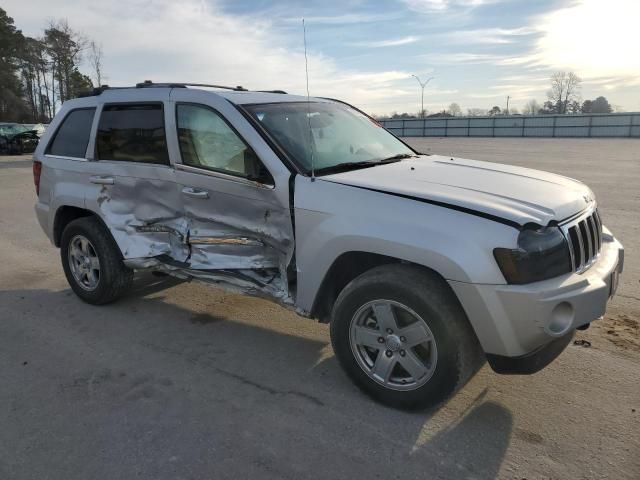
top-left (96, 103), bottom-right (169, 165)
top-left (47, 108), bottom-right (96, 158)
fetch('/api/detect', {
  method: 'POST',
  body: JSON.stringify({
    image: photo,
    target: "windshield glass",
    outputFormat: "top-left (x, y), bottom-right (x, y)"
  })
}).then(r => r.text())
top-left (244, 102), bottom-right (414, 175)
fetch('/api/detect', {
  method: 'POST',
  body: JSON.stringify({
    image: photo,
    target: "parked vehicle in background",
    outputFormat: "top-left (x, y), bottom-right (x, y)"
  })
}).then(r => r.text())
top-left (32, 82), bottom-right (624, 409)
top-left (0, 123), bottom-right (47, 155)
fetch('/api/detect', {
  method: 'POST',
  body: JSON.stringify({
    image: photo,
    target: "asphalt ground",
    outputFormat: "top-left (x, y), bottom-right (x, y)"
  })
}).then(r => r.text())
top-left (0, 139), bottom-right (638, 479)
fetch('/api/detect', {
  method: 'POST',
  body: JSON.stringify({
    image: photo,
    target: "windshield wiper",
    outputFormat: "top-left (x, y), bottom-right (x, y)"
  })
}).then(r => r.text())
top-left (313, 161), bottom-right (383, 175)
top-left (314, 153), bottom-right (415, 176)
top-left (377, 153), bottom-right (416, 162)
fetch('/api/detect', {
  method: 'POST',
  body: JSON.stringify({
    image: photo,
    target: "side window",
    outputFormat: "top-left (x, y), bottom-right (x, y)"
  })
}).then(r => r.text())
top-left (96, 103), bottom-right (169, 165)
top-left (47, 108), bottom-right (96, 158)
top-left (176, 104), bottom-right (273, 184)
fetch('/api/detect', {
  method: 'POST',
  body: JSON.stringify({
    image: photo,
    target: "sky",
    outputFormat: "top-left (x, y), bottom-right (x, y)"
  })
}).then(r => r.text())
top-left (4, 0), bottom-right (640, 116)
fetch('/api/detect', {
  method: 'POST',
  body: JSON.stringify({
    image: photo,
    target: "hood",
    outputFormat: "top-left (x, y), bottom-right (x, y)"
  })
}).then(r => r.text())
top-left (320, 155), bottom-right (594, 228)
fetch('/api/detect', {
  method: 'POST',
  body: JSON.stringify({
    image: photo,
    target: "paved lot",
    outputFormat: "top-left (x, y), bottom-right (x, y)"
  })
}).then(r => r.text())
top-left (0, 140), bottom-right (638, 480)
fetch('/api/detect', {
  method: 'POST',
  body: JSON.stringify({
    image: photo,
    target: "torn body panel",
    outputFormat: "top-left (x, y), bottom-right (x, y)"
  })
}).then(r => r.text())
top-left (175, 167), bottom-right (294, 290)
top-left (124, 257), bottom-right (293, 305)
top-left (86, 164), bottom-right (295, 302)
top-left (93, 172), bottom-right (190, 261)
top-left (77, 90), bottom-right (296, 304)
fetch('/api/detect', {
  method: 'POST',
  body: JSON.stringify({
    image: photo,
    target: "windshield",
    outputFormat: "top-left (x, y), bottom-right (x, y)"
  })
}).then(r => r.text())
top-left (244, 102), bottom-right (415, 175)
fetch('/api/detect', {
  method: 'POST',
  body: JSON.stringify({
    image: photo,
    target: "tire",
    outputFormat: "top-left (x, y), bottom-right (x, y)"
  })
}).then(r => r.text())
top-left (60, 216), bottom-right (133, 305)
top-left (330, 264), bottom-right (484, 410)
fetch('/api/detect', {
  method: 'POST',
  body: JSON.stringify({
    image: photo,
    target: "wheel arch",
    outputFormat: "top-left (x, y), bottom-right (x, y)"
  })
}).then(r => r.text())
top-left (310, 251), bottom-right (455, 323)
top-left (53, 205), bottom-right (111, 248)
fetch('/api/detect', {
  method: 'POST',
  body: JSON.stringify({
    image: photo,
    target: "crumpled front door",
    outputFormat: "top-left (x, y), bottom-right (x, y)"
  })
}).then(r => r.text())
top-left (175, 166), bottom-right (293, 273)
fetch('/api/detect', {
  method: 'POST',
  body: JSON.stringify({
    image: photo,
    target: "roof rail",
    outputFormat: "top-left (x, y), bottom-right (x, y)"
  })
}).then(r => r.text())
top-left (77, 85), bottom-right (129, 97)
top-left (135, 80), bottom-right (248, 91)
top-left (76, 81), bottom-right (270, 98)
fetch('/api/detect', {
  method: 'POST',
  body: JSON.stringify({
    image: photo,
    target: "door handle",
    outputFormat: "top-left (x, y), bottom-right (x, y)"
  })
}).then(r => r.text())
top-left (89, 176), bottom-right (115, 185)
top-left (182, 187), bottom-right (209, 199)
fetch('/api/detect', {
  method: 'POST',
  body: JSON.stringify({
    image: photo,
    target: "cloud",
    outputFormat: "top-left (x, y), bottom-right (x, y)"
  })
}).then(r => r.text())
top-left (466, 92), bottom-right (504, 100)
top-left (516, 0), bottom-right (640, 79)
top-left (438, 27), bottom-right (536, 45)
top-left (283, 13), bottom-right (400, 25)
top-left (401, 0), bottom-right (499, 13)
top-left (419, 52), bottom-right (506, 64)
top-left (350, 36), bottom-right (420, 48)
top-left (3, 0), bottom-right (413, 112)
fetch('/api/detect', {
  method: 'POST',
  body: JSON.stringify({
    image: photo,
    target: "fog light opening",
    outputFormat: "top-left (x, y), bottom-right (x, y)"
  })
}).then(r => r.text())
top-left (547, 302), bottom-right (574, 336)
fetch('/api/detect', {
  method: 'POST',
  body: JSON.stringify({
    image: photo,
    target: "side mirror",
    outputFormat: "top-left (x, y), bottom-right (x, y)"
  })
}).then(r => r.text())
top-left (244, 149), bottom-right (274, 186)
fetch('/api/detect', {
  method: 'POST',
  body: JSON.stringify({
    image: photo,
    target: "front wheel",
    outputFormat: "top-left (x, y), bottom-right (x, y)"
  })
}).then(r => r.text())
top-left (330, 264), bottom-right (484, 410)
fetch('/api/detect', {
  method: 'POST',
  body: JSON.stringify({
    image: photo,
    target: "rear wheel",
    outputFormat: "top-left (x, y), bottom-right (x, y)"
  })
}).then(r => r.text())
top-left (60, 216), bottom-right (133, 305)
top-left (330, 264), bottom-right (484, 410)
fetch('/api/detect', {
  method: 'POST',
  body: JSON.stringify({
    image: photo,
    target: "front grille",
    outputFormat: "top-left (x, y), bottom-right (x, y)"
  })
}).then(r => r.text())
top-left (562, 209), bottom-right (603, 273)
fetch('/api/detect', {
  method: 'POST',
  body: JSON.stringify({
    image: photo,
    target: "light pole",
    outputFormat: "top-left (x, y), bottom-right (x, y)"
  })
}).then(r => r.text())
top-left (412, 75), bottom-right (434, 118)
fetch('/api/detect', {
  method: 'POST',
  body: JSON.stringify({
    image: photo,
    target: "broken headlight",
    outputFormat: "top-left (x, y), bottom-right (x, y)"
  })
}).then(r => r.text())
top-left (493, 225), bottom-right (572, 284)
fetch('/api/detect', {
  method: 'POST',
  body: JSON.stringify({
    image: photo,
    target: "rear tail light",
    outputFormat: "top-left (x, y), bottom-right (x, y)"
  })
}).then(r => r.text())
top-left (33, 160), bottom-right (42, 196)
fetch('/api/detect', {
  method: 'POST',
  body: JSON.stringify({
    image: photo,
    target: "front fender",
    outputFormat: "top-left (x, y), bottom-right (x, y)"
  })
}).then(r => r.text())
top-left (293, 176), bottom-right (516, 313)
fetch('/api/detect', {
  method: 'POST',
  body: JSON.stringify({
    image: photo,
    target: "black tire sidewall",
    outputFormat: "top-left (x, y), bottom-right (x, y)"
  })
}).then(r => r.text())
top-left (331, 267), bottom-right (466, 410)
top-left (60, 217), bottom-right (130, 304)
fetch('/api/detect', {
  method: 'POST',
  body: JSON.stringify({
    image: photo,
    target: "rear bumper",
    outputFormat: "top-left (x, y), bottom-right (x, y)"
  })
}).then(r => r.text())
top-left (450, 228), bottom-right (623, 360)
top-left (35, 201), bottom-right (51, 241)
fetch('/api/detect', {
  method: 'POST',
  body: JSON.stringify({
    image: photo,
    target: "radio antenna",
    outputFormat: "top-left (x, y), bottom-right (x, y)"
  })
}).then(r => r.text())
top-left (303, 18), bottom-right (315, 181)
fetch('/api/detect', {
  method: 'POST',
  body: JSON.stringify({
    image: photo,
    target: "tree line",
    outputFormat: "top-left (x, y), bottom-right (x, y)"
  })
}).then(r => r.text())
top-left (0, 7), bottom-right (103, 123)
top-left (385, 71), bottom-right (617, 119)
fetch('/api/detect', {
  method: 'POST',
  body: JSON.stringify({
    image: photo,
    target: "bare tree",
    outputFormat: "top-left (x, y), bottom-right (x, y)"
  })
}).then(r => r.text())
top-left (89, 40), bottom-right (103, 86)
top-left (547, 71), bottom-right (581, 114)
top-left (523, 99), bottom-right (540, 115)
top-left (448, 102), bottom-right (462, 116)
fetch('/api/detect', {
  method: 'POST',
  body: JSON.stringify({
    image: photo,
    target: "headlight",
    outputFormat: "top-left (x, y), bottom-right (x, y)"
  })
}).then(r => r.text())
top-left (493, 225), bottom-right (572, 284)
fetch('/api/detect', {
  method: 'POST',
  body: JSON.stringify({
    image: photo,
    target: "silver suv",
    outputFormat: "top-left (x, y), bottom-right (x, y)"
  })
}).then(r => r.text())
top-left (33, 82), bottom-right (624, 409)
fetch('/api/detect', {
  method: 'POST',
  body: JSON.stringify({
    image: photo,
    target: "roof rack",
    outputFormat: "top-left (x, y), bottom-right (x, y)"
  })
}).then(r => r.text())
top-left (77, 85), bottom-right (128, 97)
top-left (77, 81), bottom-right (288, 98)
top-left (136, 80), bottom-right (248, 91)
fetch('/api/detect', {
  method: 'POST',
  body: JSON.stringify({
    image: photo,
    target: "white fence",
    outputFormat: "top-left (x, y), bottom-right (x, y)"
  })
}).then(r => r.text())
top-left (378, 113), bottom-right (640, 138)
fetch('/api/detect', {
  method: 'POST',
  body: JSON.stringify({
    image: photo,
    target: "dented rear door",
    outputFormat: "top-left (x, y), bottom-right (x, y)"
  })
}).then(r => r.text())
top-left (84, 90), bottom-right (189, 262)
top-left (169, 89), bottom-right (294, 275)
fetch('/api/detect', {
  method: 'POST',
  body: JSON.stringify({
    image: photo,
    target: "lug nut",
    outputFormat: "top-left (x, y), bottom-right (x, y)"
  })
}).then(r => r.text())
top-left (377, 337), bottom-right (385, 344)
top-left (400, 336), bottom-right (406, 342)
top-left (386, 328), bottom-right (393, 334)
top-left (399, 350), bottom-right (406, 357)
top-left (385, 350), bottom-right (393, 357)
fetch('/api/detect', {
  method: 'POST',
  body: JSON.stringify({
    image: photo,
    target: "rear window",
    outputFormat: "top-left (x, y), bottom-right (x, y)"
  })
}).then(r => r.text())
top-left (96, 103), bottom-right (169, 165)
top-left (47, 108), bottom-right (96, 158)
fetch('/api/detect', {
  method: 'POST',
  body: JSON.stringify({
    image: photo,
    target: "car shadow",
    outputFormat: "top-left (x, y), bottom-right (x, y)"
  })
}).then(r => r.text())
top-left (2, 277), bottom-right (513, 479)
